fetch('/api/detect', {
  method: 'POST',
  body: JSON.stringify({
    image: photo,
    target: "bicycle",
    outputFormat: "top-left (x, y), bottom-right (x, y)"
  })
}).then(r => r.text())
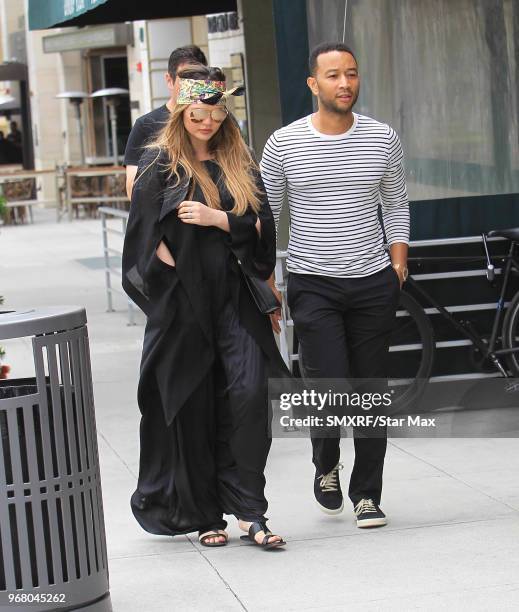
top-left (391, 227), bottom-right (519, 410)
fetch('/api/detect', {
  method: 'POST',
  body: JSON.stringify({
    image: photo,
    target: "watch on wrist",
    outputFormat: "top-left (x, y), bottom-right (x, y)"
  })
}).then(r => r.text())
top-left (392, 263), bottom-right (409, 282)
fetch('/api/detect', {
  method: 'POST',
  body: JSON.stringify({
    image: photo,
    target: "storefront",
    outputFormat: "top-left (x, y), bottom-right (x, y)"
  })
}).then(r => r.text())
top-left (27, 0), bottom-right (238, 167)
top-left (40, 24), bottom-right (133, 164)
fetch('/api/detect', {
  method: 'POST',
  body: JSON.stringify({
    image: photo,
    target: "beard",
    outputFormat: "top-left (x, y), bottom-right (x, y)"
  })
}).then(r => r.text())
top-left (319, 90), bottom-right (359, 115)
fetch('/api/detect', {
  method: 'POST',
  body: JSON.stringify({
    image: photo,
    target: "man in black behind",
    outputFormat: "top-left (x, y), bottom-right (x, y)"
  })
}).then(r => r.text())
top-left (124, 45), bottom-right (207, 197)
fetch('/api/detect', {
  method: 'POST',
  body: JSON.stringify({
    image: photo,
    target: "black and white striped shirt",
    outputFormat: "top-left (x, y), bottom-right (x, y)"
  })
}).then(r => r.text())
top-left (260, 113), bottom-right (410, 277)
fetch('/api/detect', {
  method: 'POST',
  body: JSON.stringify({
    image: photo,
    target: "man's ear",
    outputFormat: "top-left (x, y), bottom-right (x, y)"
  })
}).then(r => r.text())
top-left (165, 72), bottom-right (174, 92)
top-left (307, 76), bottom-right (318, 96)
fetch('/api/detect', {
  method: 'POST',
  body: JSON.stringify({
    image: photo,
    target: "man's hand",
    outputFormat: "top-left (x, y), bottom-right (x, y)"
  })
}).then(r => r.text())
top-left (393, 267), bottom-right (405, 288)
top-left (178, 201), bottom-right (221, 227)
top-left (390, 242), bottom-right (409, 289)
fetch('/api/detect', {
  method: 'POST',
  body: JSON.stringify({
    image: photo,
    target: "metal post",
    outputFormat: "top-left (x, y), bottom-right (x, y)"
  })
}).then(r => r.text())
top-left (122, 215), bottom-right (136, 326)
top-left (55, 164), bottom-right (61, 221)
top-left (108, 101), bottom-right (118, 166)
top-left (101, 211), bottom-right (114, 312)
top-left (65, 169), bottom-right (73, 222)
top-left (74, 101), bottom-right (86, 166)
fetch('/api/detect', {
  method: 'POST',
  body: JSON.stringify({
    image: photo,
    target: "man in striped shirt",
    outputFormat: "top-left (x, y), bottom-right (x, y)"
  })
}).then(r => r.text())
top-left (260, 42), bottom-right (410, 528)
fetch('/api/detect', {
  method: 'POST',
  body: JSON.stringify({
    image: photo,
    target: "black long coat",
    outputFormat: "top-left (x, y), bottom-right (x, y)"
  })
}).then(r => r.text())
top-left (122, 148), bottom-right (288, 427)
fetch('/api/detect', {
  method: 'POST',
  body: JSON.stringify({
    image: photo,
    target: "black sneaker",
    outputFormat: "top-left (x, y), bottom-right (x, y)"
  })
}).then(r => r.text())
top-left (314, 463), bottom-right (344, 515)
top-left (354, 498), bottom-right (387, 528)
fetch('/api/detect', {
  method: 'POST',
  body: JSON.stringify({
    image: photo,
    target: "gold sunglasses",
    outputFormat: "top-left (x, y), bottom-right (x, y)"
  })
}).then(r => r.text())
top-left (189, 107), bottom-right (228, 123)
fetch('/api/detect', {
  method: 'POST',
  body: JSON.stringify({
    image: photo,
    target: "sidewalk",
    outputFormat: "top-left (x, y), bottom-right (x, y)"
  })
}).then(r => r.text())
top-left (2, 209), bottom-right (519, 611)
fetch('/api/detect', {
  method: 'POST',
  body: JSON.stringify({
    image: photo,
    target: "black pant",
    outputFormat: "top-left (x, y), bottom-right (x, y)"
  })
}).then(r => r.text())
top-left (287, 265), bottom-right (400, 506)
top-left (213, 299), bottom-right (271, 524)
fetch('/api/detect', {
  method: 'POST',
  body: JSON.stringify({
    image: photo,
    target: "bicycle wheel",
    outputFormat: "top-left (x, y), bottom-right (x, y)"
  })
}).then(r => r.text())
top-left (502, 290), bottom-right (519, 376)
top-left (297, 290), bottom-right (435, 413)
top-left (387, 290), bottom-right (435, 413)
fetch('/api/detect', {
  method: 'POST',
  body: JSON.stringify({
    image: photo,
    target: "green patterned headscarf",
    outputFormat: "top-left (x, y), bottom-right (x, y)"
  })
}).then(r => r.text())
top-left (177, 78), bottom-right (244, 105)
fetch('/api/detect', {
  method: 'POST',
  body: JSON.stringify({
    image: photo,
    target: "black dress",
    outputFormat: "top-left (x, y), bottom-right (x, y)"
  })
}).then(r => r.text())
top-left (123, 152), bottom-right (289, 536)
top-left (196, 160), bottom-right (239, 318)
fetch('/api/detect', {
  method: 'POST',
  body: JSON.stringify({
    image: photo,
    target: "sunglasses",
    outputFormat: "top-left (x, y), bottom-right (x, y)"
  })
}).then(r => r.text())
top-left (189, 107), bottom-right (228, 123)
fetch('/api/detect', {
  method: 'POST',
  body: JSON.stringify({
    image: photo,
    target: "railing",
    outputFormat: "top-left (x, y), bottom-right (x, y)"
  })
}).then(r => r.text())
top-left (98, 206), bottom-right (135, 325)
top-left (62, 166), bottom-right (128, 221)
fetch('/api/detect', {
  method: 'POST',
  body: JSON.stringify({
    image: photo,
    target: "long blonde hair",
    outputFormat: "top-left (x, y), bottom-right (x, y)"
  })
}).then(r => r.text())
top-left (145, 66), bottom-right (262, 216)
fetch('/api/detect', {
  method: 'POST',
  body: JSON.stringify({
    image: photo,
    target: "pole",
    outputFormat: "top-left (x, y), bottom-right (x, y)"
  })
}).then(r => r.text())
top-left (74, 101), bottom-right (86, 166)
top-left (65, 169), bottom-right (72, 222)
top-left (108, 100), bottom-right (118, 165)
top-left (101, 211), bottom-right (114, 312)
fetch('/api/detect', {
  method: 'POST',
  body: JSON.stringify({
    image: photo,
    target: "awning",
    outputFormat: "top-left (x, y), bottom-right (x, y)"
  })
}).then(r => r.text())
top-left (29, 0), bottom-right (237, 30)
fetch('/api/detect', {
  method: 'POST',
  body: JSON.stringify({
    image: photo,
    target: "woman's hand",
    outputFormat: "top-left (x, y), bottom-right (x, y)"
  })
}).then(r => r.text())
top-left (269, 299), bottom-right (282, 334)
top-left (267, 276), bottom-right (282, 334)
top-left (178, 201), bottom-right (221, 227)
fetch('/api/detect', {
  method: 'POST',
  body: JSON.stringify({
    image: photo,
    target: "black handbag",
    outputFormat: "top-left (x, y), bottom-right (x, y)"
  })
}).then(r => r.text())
top-left (241, 270), bottom-right (281, 315)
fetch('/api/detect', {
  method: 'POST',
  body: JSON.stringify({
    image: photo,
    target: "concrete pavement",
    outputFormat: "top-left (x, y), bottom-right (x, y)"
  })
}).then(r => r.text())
top-left (2, 208), bottom-right (519, 611)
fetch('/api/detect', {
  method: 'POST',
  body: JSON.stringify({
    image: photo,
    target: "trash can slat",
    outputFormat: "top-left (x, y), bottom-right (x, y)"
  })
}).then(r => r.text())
top-left (18, 402), bottom-right (50, 588)
top-left (0, 441), bottom-right (17, 592)
top-left (14, 500), bottom-right (33, 588)
top-left (27, 495), bottom-right (48, 588)
top-left (78, 334), bottom-right (94, 470)
top-left (69, 335), bottom-right (89, 475)
top-left (45, 340), bottom-right (70, 477)
top-left (33, 346), bottom-right (58, 482)
top-left (6, 409), bottom-right (24, 493)
top-left (59, 340), bottom-right (80, 475)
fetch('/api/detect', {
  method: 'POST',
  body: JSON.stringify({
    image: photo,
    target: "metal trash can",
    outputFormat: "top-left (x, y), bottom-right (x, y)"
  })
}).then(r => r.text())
top-left (0, 307), bottom-right (111, 611)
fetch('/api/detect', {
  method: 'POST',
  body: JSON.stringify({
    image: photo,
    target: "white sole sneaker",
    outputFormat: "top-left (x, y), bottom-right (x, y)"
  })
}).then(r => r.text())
top-left (356, 516), bottom-right (387, 528)
top-left (316, 498), bottom-right (344, 515)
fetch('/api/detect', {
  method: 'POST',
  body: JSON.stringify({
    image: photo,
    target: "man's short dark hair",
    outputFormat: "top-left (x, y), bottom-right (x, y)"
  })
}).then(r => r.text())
top-left (168, 45), bottom-right (208, 79)
top-left (309, 42), bottom-right (357, 75)
top-left (177, 65), bottom-right (225, 83)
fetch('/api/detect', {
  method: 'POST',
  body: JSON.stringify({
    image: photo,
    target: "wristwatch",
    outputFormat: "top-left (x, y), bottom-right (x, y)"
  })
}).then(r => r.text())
top-left (392, 263), bottom-right (409, 282)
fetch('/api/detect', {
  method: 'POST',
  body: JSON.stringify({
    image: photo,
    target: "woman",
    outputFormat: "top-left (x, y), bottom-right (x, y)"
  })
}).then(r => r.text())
top-left (122, 65), bottom-right (288, 550)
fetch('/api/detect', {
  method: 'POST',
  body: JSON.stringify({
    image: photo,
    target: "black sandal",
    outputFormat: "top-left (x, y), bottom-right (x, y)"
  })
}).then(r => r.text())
top-left (239, 521), bottom-right (286, 550)
top-left (198, 529), bottom-right (228, 547)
